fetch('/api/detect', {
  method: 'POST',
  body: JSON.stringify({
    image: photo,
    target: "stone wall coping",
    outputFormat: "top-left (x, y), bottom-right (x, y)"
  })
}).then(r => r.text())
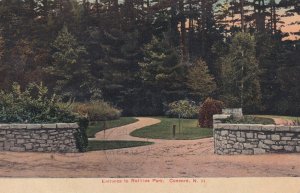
top-left (0, 123), bottom-right (79, 130)
top-left (214, 123), bottom-right (300, 132)
top-left (213, 114), bottom-right (232, 120)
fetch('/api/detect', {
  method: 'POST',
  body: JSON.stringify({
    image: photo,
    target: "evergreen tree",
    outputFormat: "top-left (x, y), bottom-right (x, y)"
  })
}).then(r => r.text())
top-left (0, 0), bottom-right (299, 116)
top-left (46, 26), bottom-right (92, 100)
top-left (255, 32), bottom-right (281, 113)
top-left (90, 28), bottom-right (142, 114)
top-left (220, 32), bottom-right (262, 112)
top-left (277, 40), bottom-right (300, 115)
top-left (139, 36), bottom-right (188, 114)
top-left (187, 58), bottom-right (217, 99)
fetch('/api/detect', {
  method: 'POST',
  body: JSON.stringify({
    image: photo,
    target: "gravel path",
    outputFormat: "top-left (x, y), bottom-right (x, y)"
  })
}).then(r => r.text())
top-left (1, 117), bottom-right (300, 177)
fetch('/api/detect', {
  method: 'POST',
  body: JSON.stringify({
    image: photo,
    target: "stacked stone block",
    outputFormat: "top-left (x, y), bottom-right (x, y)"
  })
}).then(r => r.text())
top-left (214, 124), bottom-right (300, 155)
top-left (222, 108), bottom-right (243, 118)
top-left (0, 123), bottom-right (79, 152)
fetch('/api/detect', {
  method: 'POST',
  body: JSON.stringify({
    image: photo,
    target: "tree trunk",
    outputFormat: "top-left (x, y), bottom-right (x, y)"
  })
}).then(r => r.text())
top-left (113, 0), bottom-right (118, 12)
top-left (42, 0), bottom-right (48, 18)
top-left (179, 0), bottom-right (188, 61)
top-left (270, 0), bottom-right (277, 34)
top-left (240, 0), bottom-right (245, 32)
top-left (241, 50), bottom-right (244, 108)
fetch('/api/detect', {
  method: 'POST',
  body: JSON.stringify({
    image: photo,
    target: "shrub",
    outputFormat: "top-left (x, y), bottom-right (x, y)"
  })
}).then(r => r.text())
top-left (71, 101), bottom-right (121, 121)
top-left (0, 82), bottom-right (77, 123)
top-left (74, 116), bottom-right (89, 152)
top-left (166, 100), bottom-right (198, 119)
top-left (199, 98), bottom-right (224, 128)
top-left (0, 82), bottom-right (89, 152)
top-left (224, 115), bottom-right (275, 125)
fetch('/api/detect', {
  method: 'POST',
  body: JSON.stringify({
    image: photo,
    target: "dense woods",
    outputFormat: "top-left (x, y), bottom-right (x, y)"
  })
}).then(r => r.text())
top-left (0, 0), bottom-right (299, 116)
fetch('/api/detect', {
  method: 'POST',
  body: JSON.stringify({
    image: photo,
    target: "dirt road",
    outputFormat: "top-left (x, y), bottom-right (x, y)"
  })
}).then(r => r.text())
top-left (1, 117), bottom-right (300, 177)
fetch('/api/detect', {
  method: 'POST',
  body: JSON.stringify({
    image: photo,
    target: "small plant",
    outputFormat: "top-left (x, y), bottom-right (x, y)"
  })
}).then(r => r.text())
top-left (166, 100), bottom-right (198, 119)
top-left (165, 100), bottom-right (198, 133)
top-left (199, 98), bottom-right (224, 128)
top-left (71, 101), bottom-right (121, 121)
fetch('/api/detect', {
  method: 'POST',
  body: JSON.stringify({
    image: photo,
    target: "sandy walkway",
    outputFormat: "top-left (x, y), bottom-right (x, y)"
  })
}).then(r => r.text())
top-left (92, 117), bottom-right (161, 141)
top-left (1, 117), bottom-right (300, 177)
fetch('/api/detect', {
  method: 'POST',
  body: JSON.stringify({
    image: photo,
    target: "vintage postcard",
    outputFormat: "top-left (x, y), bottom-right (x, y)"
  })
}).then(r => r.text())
top-left (0, 0), bottom-right (299, 192)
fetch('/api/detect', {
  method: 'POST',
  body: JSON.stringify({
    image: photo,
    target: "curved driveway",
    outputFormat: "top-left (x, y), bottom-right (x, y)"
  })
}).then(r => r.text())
top-left (1, 117), bottom-right (300, 177)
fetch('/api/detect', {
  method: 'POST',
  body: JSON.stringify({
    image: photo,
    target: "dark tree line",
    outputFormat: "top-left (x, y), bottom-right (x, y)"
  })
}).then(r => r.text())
top-left (0, 0), bottom-right (299, 116)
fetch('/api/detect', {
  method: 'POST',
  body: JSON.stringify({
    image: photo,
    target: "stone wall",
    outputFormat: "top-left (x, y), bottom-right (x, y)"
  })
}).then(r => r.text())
top-left (0, 123), bottom-right (79, 152)
top-left (214, 123), bottom-right (300, 155)
top-left (222, 108), bottom-right (243, 118)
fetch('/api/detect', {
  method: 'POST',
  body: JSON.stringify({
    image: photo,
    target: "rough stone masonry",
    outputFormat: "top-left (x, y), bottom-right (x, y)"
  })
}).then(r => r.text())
top-left (214, 123), bottom-right (300, 155)
top-left (0, 123), bottom-right (79, 152)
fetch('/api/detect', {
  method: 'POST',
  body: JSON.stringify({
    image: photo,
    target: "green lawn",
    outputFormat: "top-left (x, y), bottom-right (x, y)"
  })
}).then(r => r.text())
top-left (87, 140), bottom-right (153, 151)
top-left (86, 117), bottom-right (138, 138)
top-left (130, 117), bottom-right (212, 140)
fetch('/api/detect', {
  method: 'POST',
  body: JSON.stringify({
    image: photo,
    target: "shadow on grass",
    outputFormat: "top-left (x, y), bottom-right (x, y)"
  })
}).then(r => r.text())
top-left (87, 140), bottom-right (154, 151)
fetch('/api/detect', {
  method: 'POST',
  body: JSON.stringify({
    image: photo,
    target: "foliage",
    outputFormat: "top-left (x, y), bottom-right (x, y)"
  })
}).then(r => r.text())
top-left (166, 100), bottom-right (198, 119)
top-left (220, 32), bottom-right (262, 112)
top-left (255, 33), bottom-right (281, 114)
top-left (138, 36), bottom-right (188, 115)
top-left (0, 82), bottom-right (89, 152)
top-left (0, 82), bottom-right (77, 123)
top-left (0, 0), bottom-right (299, 116)
top-left (46, 26), bottom-right (92, 101)
top-left (187, 59), bottom-right (217, 99)
top-left (0, 36), bottom-right (4, 61)
top-left (71, 101), bottom-right (121, 122)
top-left (277, 41), bottom-right (300, 116)
top-left (224, 115), bottom-right (275, 125)
top-left (93, 29), bottom-right (142, 115)
top-left (199, 98), bottom-right (224, 128)
top-left (130, 117), bottom-right (212, 140)
top-left (74, 116), bottom-right (89, 152)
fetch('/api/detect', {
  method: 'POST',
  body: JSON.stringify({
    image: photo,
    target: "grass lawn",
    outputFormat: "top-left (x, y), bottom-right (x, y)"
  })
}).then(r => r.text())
top-left (87, 117), bottom-right (138, 138)
top-left (87, 140), bottom-right (153, 151)
top-left (254, 115), bottom-right (300, 122)
top-left (130, 117), bottom-right (212, 140)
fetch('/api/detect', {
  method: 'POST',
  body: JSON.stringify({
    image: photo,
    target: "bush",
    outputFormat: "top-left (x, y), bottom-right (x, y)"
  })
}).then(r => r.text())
top-left (71, 101), bottom-right (121, 121)
top-left (224, 115), bottom-right (275, 125)
top-left (0, 82), bottom-right (89, 152)
top-left (0, 82), bottom-right (77, 123)
top-left (165, 100), bottom-right (198, 119)
top-left (74, 116), bottom-right (89, 152)
top-left (199, 98), bottom-right (224, 128)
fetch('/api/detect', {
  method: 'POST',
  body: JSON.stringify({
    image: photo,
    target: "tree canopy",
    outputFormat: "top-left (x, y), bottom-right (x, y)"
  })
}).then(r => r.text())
top-left (0, 0), bottom-right (299, 115)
